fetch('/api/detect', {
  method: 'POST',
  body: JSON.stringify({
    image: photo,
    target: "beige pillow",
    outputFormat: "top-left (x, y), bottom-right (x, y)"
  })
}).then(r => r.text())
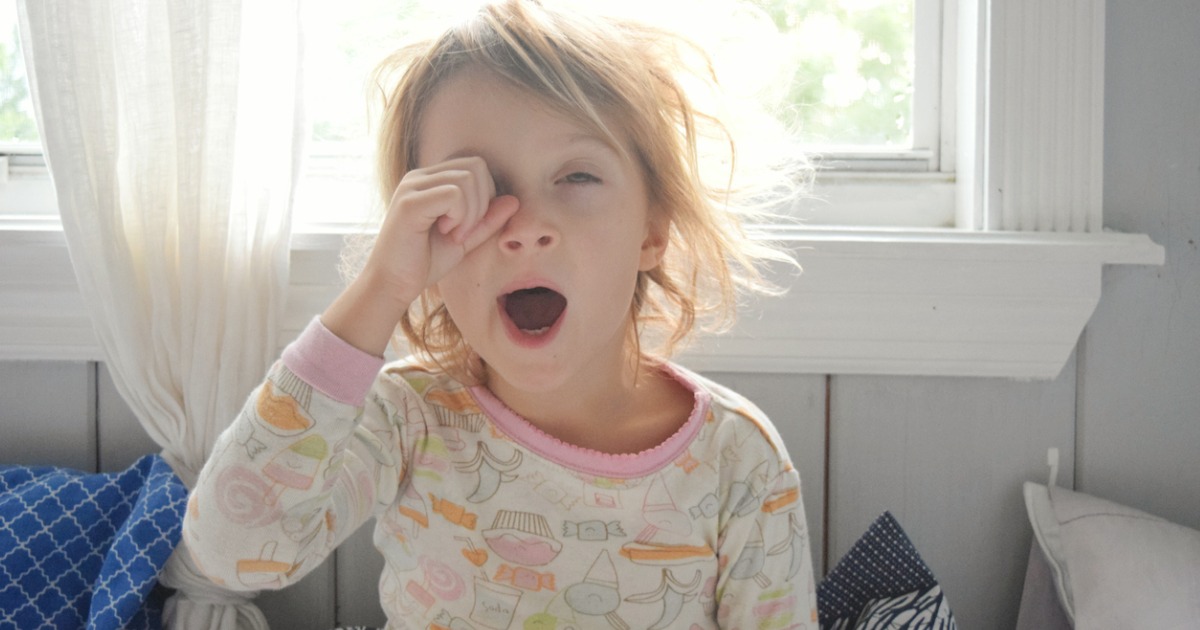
top-left (1023, 482), bottom-right (1200, 629)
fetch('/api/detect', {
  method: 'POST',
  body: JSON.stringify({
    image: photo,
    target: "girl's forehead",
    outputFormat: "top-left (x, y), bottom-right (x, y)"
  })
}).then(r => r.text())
top-left (418, 66), bottom-right (633, 161)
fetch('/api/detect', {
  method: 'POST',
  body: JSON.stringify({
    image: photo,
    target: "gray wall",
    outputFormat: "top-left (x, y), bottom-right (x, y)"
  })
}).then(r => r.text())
top-left (2, 1), bottom-right (1197, 628)
top-left (1080, 0), bottom-right (1200, 530)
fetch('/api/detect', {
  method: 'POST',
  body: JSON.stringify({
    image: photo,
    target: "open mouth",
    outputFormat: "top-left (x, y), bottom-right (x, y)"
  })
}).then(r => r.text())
top-left (501, 287), bottom-right (567, 336)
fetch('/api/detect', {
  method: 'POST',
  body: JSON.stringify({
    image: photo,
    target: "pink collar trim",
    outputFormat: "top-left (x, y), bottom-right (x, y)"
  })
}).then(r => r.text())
top-left (468, 364), bottom-right (710, 479)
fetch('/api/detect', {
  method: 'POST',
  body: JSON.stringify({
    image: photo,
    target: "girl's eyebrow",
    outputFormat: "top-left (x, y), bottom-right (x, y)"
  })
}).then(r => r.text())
top-left (562, 133), bottom-right (622, 158)
top-left (442, 136), bottom-right (621, 164)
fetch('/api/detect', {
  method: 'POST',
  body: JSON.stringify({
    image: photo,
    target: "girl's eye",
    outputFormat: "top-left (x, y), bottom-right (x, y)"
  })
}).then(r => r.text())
top-left (561, 171), bottom-right (600, 185)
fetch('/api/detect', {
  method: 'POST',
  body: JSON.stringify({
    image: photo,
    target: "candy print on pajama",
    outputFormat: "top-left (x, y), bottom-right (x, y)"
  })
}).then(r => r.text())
top-left (562, 520), bottom-right (624, 542)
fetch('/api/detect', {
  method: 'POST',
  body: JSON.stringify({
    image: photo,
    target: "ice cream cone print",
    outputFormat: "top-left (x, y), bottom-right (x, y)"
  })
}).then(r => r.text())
top-left (636, 475), bottom-right (692, 542)
top-left (564, 551), bottom-right (628, 630)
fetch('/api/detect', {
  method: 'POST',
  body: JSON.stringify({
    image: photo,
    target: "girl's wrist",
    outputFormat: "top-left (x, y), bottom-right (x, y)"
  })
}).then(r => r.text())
top-left (321, 272), bottom-right (413, 357)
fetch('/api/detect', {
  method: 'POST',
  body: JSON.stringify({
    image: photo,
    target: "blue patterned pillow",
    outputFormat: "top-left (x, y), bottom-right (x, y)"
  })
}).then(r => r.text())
top-left (0, 454), bottom-right (187, 630)
top-left (817, 512), bottom-right (957, 630)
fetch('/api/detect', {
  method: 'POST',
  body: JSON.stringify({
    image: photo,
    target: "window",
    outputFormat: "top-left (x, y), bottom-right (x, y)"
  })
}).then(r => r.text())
top-left (0, 0), bottom-right (943, 226)
top-left (293, 0), bottom-right (945, 229)
top-left (0, 0), bottom-right (1164, 378)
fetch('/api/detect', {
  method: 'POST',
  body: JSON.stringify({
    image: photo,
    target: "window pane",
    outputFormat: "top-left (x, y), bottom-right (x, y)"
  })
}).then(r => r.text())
top-left (749, 0), bottom-right (914, 148)
top-left (0, 3), bottom-right (39, 145)
top-left (294, 0), bottom-right (920, 225)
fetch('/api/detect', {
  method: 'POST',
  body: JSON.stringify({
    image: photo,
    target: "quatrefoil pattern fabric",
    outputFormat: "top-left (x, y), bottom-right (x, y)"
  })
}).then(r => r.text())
top-left (0, 454), bottom-right (187, 630)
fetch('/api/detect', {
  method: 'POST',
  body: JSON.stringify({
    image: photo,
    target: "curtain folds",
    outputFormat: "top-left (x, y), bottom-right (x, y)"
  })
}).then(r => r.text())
top-left (17, 1), bottom-right (304, 628)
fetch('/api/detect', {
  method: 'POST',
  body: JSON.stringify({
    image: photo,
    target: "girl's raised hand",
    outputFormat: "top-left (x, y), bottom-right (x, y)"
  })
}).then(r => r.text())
top-left (378, 156), bottom-right (518, 297)
top-left (321, 156), bottom-right (519, 356)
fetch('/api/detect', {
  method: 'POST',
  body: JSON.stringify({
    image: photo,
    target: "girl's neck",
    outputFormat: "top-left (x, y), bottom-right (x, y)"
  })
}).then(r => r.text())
top-left (484, 358), bottom-right (695, 455)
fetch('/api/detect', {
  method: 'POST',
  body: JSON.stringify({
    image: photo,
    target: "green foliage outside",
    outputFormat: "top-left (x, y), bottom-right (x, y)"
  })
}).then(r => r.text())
top-left (746, 0), bottom-right (913, 147)
top-left (0, 28), bottom-right (37, 143)
top-left (307, 0), bottom-right (914, 149)
top-left (0, 1), bottom-right (912, 150)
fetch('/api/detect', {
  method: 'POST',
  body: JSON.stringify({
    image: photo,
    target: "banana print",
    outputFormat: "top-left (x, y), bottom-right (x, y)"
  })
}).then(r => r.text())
top-left (458, 442), bottom-right (523, 503)
top-left (625, 569), bottom-right (702, 630)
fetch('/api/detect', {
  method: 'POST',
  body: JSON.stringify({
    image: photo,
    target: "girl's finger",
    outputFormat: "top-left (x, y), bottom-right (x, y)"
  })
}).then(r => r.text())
top-left (460, 194), bottom-right (520, 252)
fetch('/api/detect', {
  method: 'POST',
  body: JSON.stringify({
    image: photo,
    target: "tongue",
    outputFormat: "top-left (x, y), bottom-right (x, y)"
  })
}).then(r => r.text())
top-left (505, 288), bottom-right (567, 332)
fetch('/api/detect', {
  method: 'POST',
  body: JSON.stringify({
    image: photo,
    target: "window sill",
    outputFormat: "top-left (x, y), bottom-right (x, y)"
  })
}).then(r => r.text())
top-left (0, 223), bottom-right (1164, 379)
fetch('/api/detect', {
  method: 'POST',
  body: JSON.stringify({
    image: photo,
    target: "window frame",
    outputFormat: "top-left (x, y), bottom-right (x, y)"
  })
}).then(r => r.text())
top-left (0, 0), bottom-right (1164, 379)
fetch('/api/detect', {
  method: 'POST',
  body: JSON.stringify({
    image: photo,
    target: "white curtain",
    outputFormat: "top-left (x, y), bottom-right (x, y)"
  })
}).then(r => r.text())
top-left (17, 1), bottom-right (303, 628)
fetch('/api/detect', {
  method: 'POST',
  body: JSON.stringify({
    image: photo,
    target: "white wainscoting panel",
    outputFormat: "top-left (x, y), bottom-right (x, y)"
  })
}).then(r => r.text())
top-left (1077, 0), bottom-right (1200, 532)
top-left (828, 361), bottom-right (1076, 630)
top-left (96, 364), bottom-right (159, 471)
top-left (0, 361), bottom-right (95, 470)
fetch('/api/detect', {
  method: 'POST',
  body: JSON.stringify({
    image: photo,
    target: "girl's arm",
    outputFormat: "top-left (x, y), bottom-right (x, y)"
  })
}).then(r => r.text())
top-left (716, 466), bottom-right (819, 629)
top-left (182, 318), bottom-right (395, 590)
top-left (183, 156), bottom-right (517, 589)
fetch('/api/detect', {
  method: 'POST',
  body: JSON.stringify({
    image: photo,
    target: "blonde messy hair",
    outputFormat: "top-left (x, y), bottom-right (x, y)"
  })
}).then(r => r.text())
top-left (364, 0), bottom-right (807, 382)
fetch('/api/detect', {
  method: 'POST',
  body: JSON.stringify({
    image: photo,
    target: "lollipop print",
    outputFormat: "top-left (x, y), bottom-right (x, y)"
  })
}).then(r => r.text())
top-left (215, 464), bottom-right (283, 527)
top-left (420, 555), bottom-right (466, 601)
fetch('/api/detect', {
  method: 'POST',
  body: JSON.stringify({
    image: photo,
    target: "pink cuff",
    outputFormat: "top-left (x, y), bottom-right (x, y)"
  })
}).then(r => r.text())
top-left (281, 317), bottom-right (386, 406)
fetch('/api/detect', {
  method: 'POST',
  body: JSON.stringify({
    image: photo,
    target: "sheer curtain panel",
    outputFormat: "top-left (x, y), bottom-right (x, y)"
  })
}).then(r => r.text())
top-left (17, 1), bottom-right (304, 628)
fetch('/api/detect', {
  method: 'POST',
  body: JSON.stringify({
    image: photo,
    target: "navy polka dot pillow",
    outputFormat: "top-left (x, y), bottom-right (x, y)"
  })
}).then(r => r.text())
top-left (817, 511), bottom-right (957, 629)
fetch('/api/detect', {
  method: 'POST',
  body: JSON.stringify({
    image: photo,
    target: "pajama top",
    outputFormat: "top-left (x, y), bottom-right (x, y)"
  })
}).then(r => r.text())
top-left (183, 318), bottom-right (817, 629)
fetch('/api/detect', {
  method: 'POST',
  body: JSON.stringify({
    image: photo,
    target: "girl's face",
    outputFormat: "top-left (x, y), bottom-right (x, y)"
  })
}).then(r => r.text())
top-left (418, 67), bottom-right (665, 395)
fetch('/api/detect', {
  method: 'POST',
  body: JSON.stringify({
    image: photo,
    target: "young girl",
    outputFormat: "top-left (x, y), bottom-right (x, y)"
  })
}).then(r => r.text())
top-left (183, 1), bottom-right (817, 628)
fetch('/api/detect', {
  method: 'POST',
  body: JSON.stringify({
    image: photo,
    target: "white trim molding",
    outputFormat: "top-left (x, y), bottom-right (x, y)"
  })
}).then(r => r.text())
top-left (0, 225), bottom-right (1164, 379)
top-left (681, 227), bottom-right (1163, 379)
top-left (960, 0), bottom-right (1106, 232)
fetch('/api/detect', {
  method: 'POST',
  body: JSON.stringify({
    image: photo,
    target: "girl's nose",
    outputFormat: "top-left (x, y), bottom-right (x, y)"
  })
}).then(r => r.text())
top-left (500, 204), bottom-right (558, 252)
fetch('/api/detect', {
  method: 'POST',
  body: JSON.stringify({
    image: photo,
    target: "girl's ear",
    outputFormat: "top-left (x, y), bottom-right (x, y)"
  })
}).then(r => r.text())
top-left (638, 216), bottom-right (669, 271)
